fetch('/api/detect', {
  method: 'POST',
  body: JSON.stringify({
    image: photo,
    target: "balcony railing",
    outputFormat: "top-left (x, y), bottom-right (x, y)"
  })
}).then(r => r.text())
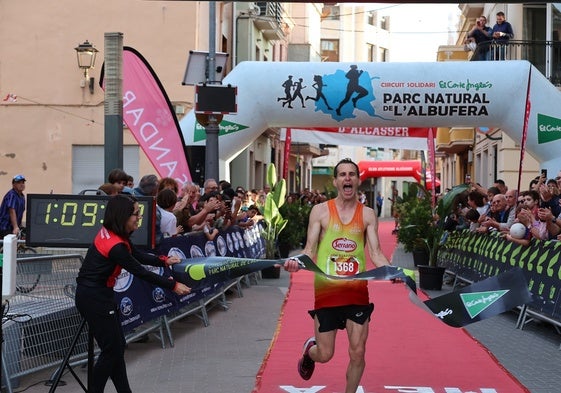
top-left (254, 2), bottom-right (285, 40)
top-left (473, 40), bottom-right (561, 86)
top-left (256, 2), bottom-right (283, 25)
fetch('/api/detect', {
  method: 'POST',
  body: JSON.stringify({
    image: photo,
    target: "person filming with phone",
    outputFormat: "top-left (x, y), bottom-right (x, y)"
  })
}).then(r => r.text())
top-left (466, 16), bottom-right (492, 61)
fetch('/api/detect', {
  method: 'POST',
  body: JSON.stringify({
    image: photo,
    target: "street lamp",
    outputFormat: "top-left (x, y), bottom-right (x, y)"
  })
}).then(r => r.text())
top-left (74, 40), bottom-right (98, 94)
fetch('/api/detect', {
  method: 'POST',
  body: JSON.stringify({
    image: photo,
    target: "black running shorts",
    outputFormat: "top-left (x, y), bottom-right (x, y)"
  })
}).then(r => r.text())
top-left (308, 303), bottom-right (375, 333)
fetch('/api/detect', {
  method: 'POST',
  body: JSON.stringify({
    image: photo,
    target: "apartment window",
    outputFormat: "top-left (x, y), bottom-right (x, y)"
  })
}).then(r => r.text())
top-left (551, 4), bottom-right (561, 84)
top-left (380, 16), bottom-right (389, 30)
top-left (72, 145), bottom-right (139, 194)
top-left (368, 44), bottom-right (375, 61)
top-left (552, 4), bottom-right (561, 40)
top-left (493, 144), bottom-right (498, 183)
top-left (524, 5), bottom-right (547, 74)
top-left (367, 11), bottom-right (375, 26)
top-left (380, 47), bottom-right (388, 62)
top-left (322, 5), bottom-right (340, 20)
top-left (321, 39), bottom-right (339, 62)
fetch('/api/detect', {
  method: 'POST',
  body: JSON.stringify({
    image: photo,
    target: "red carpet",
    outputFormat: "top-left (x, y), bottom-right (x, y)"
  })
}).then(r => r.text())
top-left (253, 220), bottom-right (529, 393)
top-left (376, 219), bottom-right (398, 263)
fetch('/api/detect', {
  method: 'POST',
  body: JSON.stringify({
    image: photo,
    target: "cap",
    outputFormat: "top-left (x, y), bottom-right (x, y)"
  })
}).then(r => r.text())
top-left (13, 174), bottom-right (26, 182)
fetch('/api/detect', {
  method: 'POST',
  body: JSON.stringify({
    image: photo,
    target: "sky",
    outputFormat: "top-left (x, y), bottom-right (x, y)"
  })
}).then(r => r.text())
top-left (372, 3), bottom-right (462, 62)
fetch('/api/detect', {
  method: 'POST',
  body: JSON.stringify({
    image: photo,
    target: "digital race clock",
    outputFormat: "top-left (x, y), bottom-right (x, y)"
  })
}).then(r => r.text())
top-left (26, 194), bottom-right (155, 248)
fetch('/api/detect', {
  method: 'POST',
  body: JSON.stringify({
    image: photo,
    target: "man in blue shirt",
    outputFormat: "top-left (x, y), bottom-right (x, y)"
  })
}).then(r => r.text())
top-left (491, 11), bottom-right (514, 60)
top-left (0, 174), bottom-right (26, 238)
top-left (375, 191), bottom-right (383, 217)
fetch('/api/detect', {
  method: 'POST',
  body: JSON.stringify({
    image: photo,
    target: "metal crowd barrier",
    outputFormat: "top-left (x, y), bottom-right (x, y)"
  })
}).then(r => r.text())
top-left (1, 252), bottom-right (260, 392)
top-left (438, 230), bottom-right (561, 335)
top-left (125, 277), bottom-right (246, 349)
top-left (2, 254), bottom-right (86, 391)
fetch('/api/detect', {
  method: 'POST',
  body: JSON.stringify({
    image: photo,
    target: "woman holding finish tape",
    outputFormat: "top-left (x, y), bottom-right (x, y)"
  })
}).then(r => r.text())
top-left (75, 194), bottom-right (190, 393)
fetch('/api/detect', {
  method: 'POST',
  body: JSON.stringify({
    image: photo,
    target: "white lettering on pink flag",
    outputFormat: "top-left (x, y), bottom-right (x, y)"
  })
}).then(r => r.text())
top-left (122, 48), bottom-right (191, 184)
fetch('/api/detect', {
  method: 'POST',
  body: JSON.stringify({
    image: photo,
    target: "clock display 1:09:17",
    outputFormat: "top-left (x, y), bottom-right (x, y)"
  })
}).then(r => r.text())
top-left (42, 201), bottom-right (144, 227)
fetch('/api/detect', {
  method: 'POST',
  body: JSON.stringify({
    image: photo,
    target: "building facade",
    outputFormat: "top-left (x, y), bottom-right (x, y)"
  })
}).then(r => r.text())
top-left (435, 2), bottom-right (561, 192)
top-left (5, 1), bottom-right (552, 200)
top-left (0, 1), bottom-right (317, 195)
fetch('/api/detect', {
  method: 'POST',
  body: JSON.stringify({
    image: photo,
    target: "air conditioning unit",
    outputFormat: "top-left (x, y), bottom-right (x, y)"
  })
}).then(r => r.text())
top-left (174, 105), bottom-right (185, 115)
top-left (248, 2), bottom-right (261, 16)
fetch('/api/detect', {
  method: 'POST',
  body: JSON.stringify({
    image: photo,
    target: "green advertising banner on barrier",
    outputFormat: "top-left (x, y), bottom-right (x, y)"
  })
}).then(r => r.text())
top-left (438, 230), bottom-right (561, 320)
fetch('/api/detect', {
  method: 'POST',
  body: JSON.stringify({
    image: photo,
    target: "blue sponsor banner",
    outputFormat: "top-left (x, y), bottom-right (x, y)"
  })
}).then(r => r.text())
top-left (113, 263), bottom-right (178, 333)
top-left (158, 224), bottom-right (265, 260)
top-left (114, 225), bottom-right (265, 333)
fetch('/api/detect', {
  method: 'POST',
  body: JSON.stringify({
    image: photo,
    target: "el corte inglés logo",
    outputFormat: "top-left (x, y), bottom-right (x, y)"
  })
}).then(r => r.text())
top-left (537, 113), bottom-right (561, 144)
top-left (460, 290), bottom-right (509, 319)
top-left (194, 120), bottom-right (249, 142)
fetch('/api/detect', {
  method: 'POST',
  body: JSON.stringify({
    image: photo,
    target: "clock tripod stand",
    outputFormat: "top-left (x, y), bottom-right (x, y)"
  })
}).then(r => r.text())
top-left (47, 317), bottom-right (94, 392)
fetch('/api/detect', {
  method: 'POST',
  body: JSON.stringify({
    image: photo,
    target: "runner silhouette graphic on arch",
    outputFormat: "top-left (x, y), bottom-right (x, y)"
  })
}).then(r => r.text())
top-left (305, 75), bottom-right (332, 110)
top-left (277, 75), bottom-right (294, 108)
top-left (335, 65), bottom-right (368, 116)
top-left (292, 78), bottom-right (307, 108)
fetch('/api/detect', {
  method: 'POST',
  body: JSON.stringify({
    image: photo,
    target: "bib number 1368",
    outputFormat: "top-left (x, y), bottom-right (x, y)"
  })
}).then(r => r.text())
top-left (333, 257), bottom-right (359, 276)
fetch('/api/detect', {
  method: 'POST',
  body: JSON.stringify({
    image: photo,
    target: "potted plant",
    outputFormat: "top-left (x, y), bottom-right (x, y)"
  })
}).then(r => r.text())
top-left (396, 185), bottom-right (434, 267)
top-left (397, 183), bottom-right (469, 290)
top-left (278, 202), bottom-right (311, 257)
top-left (260, 163), bottom-right (287, 278)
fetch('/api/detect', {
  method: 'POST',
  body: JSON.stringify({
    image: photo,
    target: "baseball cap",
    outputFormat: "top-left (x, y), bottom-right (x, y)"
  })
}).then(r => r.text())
top-left (13, 174), bottom-right (26, 182)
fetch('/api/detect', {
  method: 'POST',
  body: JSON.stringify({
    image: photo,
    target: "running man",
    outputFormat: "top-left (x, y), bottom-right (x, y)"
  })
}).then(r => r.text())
top-left (292, 78), bottom-right (307, 108)
top-left (284, 158), bottom-right (391, 393)
top-left (335, 65), bottom-right (368, 116)
top-left (277, 75), bottom-right (294, 108)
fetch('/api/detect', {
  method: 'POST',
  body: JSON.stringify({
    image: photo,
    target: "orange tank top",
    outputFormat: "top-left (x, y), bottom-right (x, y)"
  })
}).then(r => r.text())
top-left (314, 199), bottom-right (369, 309)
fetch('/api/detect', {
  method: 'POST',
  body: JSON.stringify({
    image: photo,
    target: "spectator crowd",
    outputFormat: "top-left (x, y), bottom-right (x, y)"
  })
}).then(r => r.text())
top-left (90, 168), bottom-right (330, 246)
top-left (441, 170), bottom-right (561, 246)
top-left (6, 165), bottom-right (561, 249)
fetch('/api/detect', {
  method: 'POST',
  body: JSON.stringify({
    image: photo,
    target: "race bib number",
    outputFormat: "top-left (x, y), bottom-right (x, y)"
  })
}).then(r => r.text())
top-left (326, 255), bottom-right (360, 276)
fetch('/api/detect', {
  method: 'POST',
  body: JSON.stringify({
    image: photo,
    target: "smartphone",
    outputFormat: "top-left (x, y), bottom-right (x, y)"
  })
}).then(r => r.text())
top-left (541, 169), bottom-right (548, 179)
top-left (465, 174), bottom-right (471, 184)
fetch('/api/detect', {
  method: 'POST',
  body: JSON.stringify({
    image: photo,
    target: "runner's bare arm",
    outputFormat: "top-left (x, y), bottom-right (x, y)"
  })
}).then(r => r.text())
top-left (364, 207), bottom-right (391, 267)
top-left (283, 203), bottom-right (325, 272)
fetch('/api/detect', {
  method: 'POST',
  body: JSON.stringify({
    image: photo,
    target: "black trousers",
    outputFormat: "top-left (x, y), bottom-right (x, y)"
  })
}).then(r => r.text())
top-left (75, 285), bottom-right (132, 393)
top-left (0, 229), bottom-right (13, 238)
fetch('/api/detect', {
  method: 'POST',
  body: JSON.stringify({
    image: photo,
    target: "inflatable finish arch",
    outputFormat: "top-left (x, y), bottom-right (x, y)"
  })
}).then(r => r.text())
top-left (180, 60), bottom-right (561, 172)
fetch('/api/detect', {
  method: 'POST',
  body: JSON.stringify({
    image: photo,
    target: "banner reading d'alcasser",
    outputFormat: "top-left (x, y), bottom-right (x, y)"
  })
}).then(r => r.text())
top-left (111, 47), bottom-right (191, 184)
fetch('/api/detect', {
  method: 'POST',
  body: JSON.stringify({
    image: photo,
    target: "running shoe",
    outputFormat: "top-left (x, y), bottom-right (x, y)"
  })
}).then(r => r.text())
top-left (297, 337), bottom-right (316, 380)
